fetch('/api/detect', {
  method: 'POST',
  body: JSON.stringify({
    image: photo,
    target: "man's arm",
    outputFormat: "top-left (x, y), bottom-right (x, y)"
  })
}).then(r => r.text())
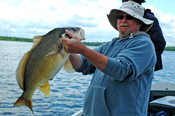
top-left (69, 54), bottom-right (81, 70)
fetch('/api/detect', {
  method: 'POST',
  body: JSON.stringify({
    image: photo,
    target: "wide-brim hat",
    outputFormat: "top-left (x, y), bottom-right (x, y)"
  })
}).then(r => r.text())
top-left (107, 1), bottom-right (153, 32)
top-left (132, 0), bottom-right (145, 4)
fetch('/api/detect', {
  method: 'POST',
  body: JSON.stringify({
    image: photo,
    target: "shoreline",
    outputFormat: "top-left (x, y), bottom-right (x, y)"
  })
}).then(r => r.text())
top-left (0, 37), bottom-right (175, 51)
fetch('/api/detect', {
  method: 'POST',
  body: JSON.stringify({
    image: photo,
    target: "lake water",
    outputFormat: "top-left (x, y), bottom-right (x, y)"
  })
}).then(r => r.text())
top-left (0, 40), bottom-right (175, 116)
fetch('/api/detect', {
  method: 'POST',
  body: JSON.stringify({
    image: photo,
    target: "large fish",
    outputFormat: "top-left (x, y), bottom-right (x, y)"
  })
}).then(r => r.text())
top-left (14, 27), bottom-right (85, 113)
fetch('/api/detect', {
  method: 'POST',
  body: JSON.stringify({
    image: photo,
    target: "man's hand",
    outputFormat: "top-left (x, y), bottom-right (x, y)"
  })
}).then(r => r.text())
top-left (63, 30), bottom-right (108, 71)
top-left (62, 30), bottom-right (86, 54)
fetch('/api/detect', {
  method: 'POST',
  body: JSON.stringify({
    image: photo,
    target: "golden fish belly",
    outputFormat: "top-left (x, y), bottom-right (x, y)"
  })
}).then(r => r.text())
top-left (14, 27), bottom-right (85, 113)
top-left (22, 51), bottom-right (70, 100)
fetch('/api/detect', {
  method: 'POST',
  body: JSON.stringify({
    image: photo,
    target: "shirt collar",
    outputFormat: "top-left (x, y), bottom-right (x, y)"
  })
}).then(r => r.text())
top-left (117, 31), bottom-right (148, 41)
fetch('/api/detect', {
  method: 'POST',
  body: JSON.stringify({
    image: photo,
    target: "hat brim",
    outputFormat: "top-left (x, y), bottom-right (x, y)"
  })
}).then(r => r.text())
top-left (107, 9), bottom-right (153, 32)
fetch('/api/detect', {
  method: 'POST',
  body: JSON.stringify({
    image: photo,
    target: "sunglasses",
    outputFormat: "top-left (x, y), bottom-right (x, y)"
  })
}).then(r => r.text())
top-left (117, 15), bottom-right (134, 20)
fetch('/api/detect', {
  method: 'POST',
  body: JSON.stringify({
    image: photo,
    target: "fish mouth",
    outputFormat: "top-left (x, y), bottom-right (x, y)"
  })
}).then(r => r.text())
top-left (80, 29), bottom-right (85, 40)
top-left (82, 37), bottom-right (86, 40)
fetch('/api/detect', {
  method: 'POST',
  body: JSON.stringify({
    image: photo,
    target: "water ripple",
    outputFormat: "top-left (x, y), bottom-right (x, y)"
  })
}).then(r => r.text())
top-left (0, 41), bottom-right (174, 116)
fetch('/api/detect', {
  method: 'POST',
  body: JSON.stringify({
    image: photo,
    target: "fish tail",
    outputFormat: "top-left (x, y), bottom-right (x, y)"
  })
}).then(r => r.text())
top-left (14, 96), bottom-right (33, 113)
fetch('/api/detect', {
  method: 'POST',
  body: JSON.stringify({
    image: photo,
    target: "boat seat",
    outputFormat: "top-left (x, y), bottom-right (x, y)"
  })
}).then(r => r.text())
top-left (149, 96), bottom-right (175, 114)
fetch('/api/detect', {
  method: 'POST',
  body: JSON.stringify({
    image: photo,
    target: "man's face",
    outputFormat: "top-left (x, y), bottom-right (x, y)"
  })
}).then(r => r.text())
top-left (117, 12), bottom-right (142, 38)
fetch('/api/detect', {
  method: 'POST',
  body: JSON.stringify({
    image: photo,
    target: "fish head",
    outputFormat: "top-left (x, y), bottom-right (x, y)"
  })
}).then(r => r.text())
top-left (62, 27), bottom-right (85, 40)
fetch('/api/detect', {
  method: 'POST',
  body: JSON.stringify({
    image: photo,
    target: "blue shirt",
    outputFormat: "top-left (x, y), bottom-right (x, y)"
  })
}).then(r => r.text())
top-left (76, 32), bottom-right (157, 116)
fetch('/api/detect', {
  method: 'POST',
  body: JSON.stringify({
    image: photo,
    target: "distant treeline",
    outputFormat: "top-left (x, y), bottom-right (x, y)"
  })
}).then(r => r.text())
top-left (165, 46), bottom-right (175, 51)
top-left (0, 36), bottom-right (175, 51)
top-left (0, 36), bottom-right (32, 42)
top-left (83, 42), bottom-right (106, 46)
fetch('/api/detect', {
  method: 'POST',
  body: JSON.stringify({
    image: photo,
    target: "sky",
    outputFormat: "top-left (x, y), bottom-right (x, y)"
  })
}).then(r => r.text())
top-left (0, 0), bottom-right (175, 46)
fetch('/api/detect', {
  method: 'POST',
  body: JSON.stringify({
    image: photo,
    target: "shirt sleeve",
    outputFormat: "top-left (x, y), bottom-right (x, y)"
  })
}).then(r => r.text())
top-left (75, 55), bottom-right (96, 75)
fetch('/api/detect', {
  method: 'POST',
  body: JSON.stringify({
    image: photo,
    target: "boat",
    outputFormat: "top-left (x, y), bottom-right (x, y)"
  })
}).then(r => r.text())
top-left (72, 82), bottom-right (175, 116)
top-left (148, 82), bottom-right (175, 115)
top-left (71, 109), bottom-right (83, 116)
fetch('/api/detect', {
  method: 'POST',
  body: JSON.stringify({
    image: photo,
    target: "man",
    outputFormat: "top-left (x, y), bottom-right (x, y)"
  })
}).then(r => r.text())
top-left (63, 1), bottom-right (156, 116)
top-left (122, 0), bottom-right (166, 71)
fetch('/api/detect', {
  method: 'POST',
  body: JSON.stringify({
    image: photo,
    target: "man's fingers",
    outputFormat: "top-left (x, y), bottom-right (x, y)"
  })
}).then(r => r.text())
top-left (65, 30), bottom-right (74, 38)
top-left (62, 38), bottom-right (67, 44)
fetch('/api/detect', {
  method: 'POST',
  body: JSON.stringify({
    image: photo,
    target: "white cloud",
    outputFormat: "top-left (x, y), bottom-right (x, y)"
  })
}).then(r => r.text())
top-left (145, 5), bottom-right (175, 46)
top-left (0, 0), bottom-right (120, 40)
top-left (0, 0), bottom-right (175, 46)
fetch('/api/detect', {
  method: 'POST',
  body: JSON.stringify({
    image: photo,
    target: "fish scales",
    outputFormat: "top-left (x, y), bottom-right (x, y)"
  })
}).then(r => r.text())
top-left (14, 27), bottom-right (85, 113)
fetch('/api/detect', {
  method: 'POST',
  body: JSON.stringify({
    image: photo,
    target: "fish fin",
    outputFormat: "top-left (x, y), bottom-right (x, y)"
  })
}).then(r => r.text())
top-left (14, 96), bottom-right (33, 113)
top-left (32, 36), bottom-right (43, 48)
top-left (38, 81), bottom-right (50, 96)
top-left (64, 60), bottom-right (74, 73)
top-left (46, 41), bottom-right (63, 56)
top-left (46, 49), bottom-right (59, 56)
top-left (16, 51), bottom-right (33, 90)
